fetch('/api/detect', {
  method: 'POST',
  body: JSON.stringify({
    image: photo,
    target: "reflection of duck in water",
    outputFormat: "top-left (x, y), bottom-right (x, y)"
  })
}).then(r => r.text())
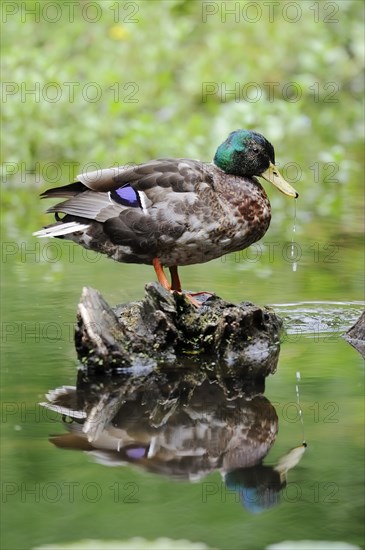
top-left (224, 443), bottom-right (307, 513)
top-left (42, 377), bottom-right (306, 513)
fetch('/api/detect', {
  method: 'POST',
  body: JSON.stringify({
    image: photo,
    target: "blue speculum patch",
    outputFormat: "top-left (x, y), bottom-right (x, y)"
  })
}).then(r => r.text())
top-left (110, 185), bottom-right (141, 208)
top-left (125, 446), bottom-right (148, 459)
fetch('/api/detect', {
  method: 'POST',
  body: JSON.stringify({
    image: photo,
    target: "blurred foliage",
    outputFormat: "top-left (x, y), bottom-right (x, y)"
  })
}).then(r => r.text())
top-left (1, 0), bottom-right (364, 299)
top-left (1, 0), bottom-right (364, 236)
top-left (1, 0), bottom-right (364, 304)
top-left (1, 0), bottom-right (364, 161)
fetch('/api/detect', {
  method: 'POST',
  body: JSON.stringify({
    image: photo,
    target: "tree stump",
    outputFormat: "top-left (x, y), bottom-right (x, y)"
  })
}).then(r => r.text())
top-left (75, 283), bottom-right (283, 390)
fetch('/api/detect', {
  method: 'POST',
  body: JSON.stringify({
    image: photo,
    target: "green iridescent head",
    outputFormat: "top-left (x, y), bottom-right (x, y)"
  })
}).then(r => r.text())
top-left (214, 129), bottom-right (298, 197)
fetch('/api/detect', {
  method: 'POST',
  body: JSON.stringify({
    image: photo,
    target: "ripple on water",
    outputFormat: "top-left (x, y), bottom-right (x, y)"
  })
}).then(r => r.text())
top-left (269, 301), bottom-right (364, 337)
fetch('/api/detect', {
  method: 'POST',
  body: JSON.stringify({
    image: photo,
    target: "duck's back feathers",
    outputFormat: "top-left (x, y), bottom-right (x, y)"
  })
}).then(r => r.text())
top-left (74, 159), bottom-right (213, 193)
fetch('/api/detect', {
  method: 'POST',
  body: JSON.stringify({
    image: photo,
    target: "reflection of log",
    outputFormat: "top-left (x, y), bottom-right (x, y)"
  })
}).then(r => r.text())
top-left (343, 311), bottom-right (365, 358)
top-left (75, 283), bottom-right (282, 386)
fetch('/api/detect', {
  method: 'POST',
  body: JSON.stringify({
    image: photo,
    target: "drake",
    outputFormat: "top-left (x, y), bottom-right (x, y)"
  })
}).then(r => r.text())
top-left (34, 129), bottom-right (298, 303)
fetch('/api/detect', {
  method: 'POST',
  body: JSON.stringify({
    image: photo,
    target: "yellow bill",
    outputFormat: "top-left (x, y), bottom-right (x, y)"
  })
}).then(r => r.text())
top-left (260, 162), bottom-right (298, 198)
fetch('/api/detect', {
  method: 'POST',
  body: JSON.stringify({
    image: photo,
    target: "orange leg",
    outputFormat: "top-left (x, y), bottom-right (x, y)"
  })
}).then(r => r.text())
top-left (169, 266), bottom-right (182, 292)
top-left (152, 258), bottom-right (201, 307)
top-left (152, 258), bottom-right (171, 291)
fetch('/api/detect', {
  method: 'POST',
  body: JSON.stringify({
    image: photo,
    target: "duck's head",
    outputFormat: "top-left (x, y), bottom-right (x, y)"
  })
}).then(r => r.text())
top-left (214, 129), bottom-right (298, 198)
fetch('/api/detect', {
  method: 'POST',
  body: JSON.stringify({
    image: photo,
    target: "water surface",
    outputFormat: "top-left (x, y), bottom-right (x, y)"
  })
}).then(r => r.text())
top-left (2, 214), bottom-right (363, 549)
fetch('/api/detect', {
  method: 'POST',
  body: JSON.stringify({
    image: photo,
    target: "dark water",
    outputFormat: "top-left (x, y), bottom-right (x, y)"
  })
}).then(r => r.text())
top-left (1, 214), bottom-right (364, 550)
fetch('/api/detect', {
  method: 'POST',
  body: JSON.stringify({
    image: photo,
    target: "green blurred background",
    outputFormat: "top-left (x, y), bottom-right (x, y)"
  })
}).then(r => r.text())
top-left (1, 1), bottom-right (364, 549)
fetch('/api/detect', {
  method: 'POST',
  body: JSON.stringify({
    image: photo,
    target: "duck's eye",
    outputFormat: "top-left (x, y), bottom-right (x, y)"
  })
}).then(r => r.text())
top-left (252, 147), bottom-right (259, 153)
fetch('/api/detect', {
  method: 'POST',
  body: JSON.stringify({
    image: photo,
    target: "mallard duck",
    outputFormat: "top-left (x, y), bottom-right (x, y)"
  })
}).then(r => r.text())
top-left (34, 130), bottom-right (298, 303)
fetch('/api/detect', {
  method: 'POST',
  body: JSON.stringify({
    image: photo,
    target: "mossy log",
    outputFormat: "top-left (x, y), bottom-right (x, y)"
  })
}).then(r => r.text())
top-left (75, 283), bottom-right (282, 388)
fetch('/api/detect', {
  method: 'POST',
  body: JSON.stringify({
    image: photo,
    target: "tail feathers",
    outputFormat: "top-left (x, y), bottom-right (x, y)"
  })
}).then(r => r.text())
top-left (39, 383), bottom-right (86, 421)
top-left (40, 181), bottom-right (86, 199)
top-left (33, 221), bottom-right (90, 238)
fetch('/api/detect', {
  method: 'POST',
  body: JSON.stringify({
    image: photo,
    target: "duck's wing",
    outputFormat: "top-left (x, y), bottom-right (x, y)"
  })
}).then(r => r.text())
top-left (41, 159), bottom-right (214, 222)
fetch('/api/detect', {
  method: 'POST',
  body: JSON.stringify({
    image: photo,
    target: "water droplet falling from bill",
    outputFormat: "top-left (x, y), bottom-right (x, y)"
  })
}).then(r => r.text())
top-left (290, 199), bottom-right (298, 272)
top-left (296, 370), bottom-right (306, 444)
